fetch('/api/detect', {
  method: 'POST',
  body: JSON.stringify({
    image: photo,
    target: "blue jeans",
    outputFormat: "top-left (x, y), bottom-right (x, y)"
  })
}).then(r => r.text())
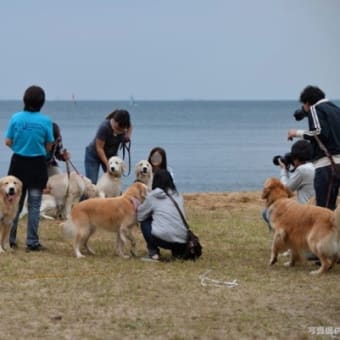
top-left (10, 187), bottom-right (42, 247)
top-left (262, 208), bottom-right (272, 232)
top-left (84, 146), bottom-right (104, 184)
top-left (140, 218), bottom-right (186, 258)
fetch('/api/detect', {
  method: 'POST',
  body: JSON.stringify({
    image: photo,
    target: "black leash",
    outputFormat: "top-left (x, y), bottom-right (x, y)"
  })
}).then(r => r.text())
top-left (120, 140), bottom-right (132, 176)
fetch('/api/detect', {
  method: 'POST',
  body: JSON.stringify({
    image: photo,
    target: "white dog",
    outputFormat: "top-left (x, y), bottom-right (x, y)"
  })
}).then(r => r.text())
top-left (135, 160), bottom-right (153, 190)
top-left (97, 156), bottom-right (125, 197)
top-left (45, 172), bottom-right (102, 220)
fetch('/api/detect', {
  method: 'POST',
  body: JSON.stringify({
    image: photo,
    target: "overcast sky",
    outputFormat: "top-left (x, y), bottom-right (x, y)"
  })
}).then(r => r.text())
top-left (1, 0), bottom-right (339, 100)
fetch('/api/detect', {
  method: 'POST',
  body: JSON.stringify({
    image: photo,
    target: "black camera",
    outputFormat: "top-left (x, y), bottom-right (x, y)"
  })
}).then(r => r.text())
top-left (272, 152), bottom-right (293, 169)
top-left (293, 107), bottom-right (308, 121)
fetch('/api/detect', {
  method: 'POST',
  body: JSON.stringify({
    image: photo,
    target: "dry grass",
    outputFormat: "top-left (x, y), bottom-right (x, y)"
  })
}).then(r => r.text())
top-left (1, 192), bottom-right (339, 340)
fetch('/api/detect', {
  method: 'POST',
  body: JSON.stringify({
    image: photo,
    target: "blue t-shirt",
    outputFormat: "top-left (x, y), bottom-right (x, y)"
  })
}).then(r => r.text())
top-left (5, 110), bottom-right (54, 157)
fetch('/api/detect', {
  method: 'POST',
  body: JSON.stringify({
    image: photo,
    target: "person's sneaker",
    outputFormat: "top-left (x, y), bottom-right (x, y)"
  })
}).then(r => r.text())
top-left (306, 253), bottom-right (319, 261)
top-left (141, 254), bottom-right (160, 262)
top-left (26, 244), bottom-right (47, 252)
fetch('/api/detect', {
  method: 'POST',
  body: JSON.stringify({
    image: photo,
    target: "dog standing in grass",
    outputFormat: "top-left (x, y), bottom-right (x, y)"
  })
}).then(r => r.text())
top-left (0, 176), bottom-right (22, 253)
top-left (63, 181), bottom-right (148, 258)
top-left (262, 177), bottom-right (340, 275)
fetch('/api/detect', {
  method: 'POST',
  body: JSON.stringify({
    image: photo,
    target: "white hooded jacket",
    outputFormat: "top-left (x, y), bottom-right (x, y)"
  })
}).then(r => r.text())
top-left (137, 188), bottom-right (188, 243)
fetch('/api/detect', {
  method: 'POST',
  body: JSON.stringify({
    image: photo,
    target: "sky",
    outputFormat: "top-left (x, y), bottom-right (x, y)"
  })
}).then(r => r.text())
top-left (0, 0), bottom-right (339, 101)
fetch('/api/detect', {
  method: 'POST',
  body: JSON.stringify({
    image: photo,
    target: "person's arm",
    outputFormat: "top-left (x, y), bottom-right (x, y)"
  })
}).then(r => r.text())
top-left (288, 105), bottom-right (322, 140)
top-left (95, 138), bottom-right (108, 167)
top-left (137, 195), bottom-right (153, 222)
top-left (5, 138), bottom-right (12, 148)
top-left (280, 167), bottom-right (303, 192)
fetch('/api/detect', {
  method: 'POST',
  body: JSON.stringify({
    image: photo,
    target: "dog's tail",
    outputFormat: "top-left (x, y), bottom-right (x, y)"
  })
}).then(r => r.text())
top-left (62, 218), bottom-right (76, 240)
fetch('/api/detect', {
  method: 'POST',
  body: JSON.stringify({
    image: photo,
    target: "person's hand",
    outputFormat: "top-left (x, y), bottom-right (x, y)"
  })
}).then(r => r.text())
top-left (287, 129), bottom-right (298, 141)
top-left (62, 149), bottom-right (70, 161)
top-left (278, 158), bottom-right (287, 169)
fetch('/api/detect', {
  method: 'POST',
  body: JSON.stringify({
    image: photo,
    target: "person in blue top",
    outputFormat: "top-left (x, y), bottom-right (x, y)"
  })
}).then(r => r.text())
top-left (5, 85), bottom-right (54, 251)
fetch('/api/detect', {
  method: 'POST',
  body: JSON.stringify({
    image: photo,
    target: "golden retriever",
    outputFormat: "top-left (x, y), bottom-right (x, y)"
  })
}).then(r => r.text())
top-left (262, 177), bottom-right (340, 275)
top-left (45, 171), bottom-right (102, 219)
top-left (135, 160), bottom-right (153, 190)
top-left (97, 156), bottom-right (125, 197)
top-left (0, 175), bottom-right (22, 253)
top-left (64, 181), bottom-right (147, 258)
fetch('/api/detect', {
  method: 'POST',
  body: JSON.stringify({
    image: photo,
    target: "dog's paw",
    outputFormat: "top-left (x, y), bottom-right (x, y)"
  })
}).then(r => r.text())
top-left (75, 252), bottom-right (85, 258)
top-left (283, 261), bottom-right (293, 267)
top-left (309, 269), bottom-right (322, 276)
top-left (269, 257), bottom-right (277, 265)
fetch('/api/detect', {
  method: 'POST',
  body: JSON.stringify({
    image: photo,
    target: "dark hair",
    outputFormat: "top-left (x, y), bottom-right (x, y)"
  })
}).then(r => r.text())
top-left (152, 169), bottom-right (177, 193)
top-left (106, 109), bottom-right (131, 129)
top-left (290, 140), bottom-right (312, 162)
top-left (23, 85), bottom-right (45, 112)
top-left (299, 85), bottom-right (325, 105)
top-left (148, 147), bottom-right (168, 171)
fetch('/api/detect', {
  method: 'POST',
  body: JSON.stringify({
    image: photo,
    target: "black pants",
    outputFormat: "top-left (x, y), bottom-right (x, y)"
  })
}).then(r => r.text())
top-left (314, 165), bottom-right (340, 210)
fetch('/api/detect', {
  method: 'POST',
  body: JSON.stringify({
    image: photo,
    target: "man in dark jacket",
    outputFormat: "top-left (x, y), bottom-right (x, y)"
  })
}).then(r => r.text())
top-left (287, 85), bottom-right (340, 210)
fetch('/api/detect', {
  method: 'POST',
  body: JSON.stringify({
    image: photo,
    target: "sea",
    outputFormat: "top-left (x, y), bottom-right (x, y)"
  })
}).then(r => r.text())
top-left (1, 100), bottom-right (338, 193)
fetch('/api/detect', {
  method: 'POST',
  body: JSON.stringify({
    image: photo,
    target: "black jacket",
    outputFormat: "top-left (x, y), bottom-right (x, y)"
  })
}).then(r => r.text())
top-left (303, 100), bottom-right (340, 161)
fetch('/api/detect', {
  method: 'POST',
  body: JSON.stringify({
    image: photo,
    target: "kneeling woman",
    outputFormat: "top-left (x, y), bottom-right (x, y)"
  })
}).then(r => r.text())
top-left (137, 169), bottom-right (188, 261)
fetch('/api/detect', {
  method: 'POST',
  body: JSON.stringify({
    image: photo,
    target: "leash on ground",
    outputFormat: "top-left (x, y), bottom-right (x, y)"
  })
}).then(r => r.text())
top-left (120, 140), bottom-right (132, 176)
top-left (199, 270), bottom-right (238, 288)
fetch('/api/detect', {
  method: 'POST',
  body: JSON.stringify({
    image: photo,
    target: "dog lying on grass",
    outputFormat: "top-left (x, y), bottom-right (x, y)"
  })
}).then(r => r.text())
top-left (262, 177), bottom-right (340, 275)
top-left (63, 181), bottom-right (147, 258)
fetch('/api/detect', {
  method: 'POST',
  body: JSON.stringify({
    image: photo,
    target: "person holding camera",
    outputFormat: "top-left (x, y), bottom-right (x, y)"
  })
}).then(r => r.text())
top-left (288, 85), bottom-right (340, 210)
top-left (263, 140), bottom-right (315, 231)
top-left (275, 140), bottom-right (315, 204)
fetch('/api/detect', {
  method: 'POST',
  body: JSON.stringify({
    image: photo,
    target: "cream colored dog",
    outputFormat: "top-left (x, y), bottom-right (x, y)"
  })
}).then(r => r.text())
top-left (135, 160), bottom-right (153, 190)
top-left (0, 175), bottom-right (22, 253)
top-left (262, 177), bottom-right (340, 275)
top-left (97, 156), bottom-right (125, 197)
top-left (64, 181), bottom-right (147, 258)
top-left (45, 172), bottom-right (102, 220)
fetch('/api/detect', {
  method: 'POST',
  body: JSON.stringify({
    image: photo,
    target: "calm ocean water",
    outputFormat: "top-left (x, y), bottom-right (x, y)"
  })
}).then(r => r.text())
top-left (1, 100), bottom-right (339, 193)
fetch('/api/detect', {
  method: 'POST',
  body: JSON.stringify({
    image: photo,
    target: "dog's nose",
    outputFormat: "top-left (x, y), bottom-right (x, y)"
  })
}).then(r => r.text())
top-left (142, 167), bottom-right (147, 173)
top-left (8, 187), bottom-right (15, 195)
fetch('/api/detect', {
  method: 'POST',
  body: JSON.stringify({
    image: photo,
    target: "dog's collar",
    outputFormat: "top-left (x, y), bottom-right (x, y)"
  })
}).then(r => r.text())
top-left (130, 197), bottom-right (141, 212)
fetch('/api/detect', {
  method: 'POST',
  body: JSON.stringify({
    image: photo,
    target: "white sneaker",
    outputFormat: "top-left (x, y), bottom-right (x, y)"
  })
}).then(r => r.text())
top-left (141, 254), bottom-right (160, 262)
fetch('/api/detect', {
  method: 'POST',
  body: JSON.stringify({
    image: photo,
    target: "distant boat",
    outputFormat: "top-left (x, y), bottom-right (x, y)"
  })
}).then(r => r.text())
top-left (129, 95), bottom-right (137, 106)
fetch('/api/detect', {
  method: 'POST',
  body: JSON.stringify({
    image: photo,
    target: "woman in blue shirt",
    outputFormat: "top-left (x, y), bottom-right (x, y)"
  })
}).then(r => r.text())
top-left (5, 85), bottom-right (54, 251)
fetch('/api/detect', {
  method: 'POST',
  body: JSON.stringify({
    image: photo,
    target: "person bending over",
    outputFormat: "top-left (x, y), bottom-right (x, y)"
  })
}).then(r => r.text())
top-left (85, 109), bottom-right (132, 184)
top-left (137, 169), bottom-right (187, 261)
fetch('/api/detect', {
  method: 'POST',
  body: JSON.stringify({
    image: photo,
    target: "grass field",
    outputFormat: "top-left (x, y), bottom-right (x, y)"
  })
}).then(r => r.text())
top-left (1, 192), bottom-right (339, 339)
